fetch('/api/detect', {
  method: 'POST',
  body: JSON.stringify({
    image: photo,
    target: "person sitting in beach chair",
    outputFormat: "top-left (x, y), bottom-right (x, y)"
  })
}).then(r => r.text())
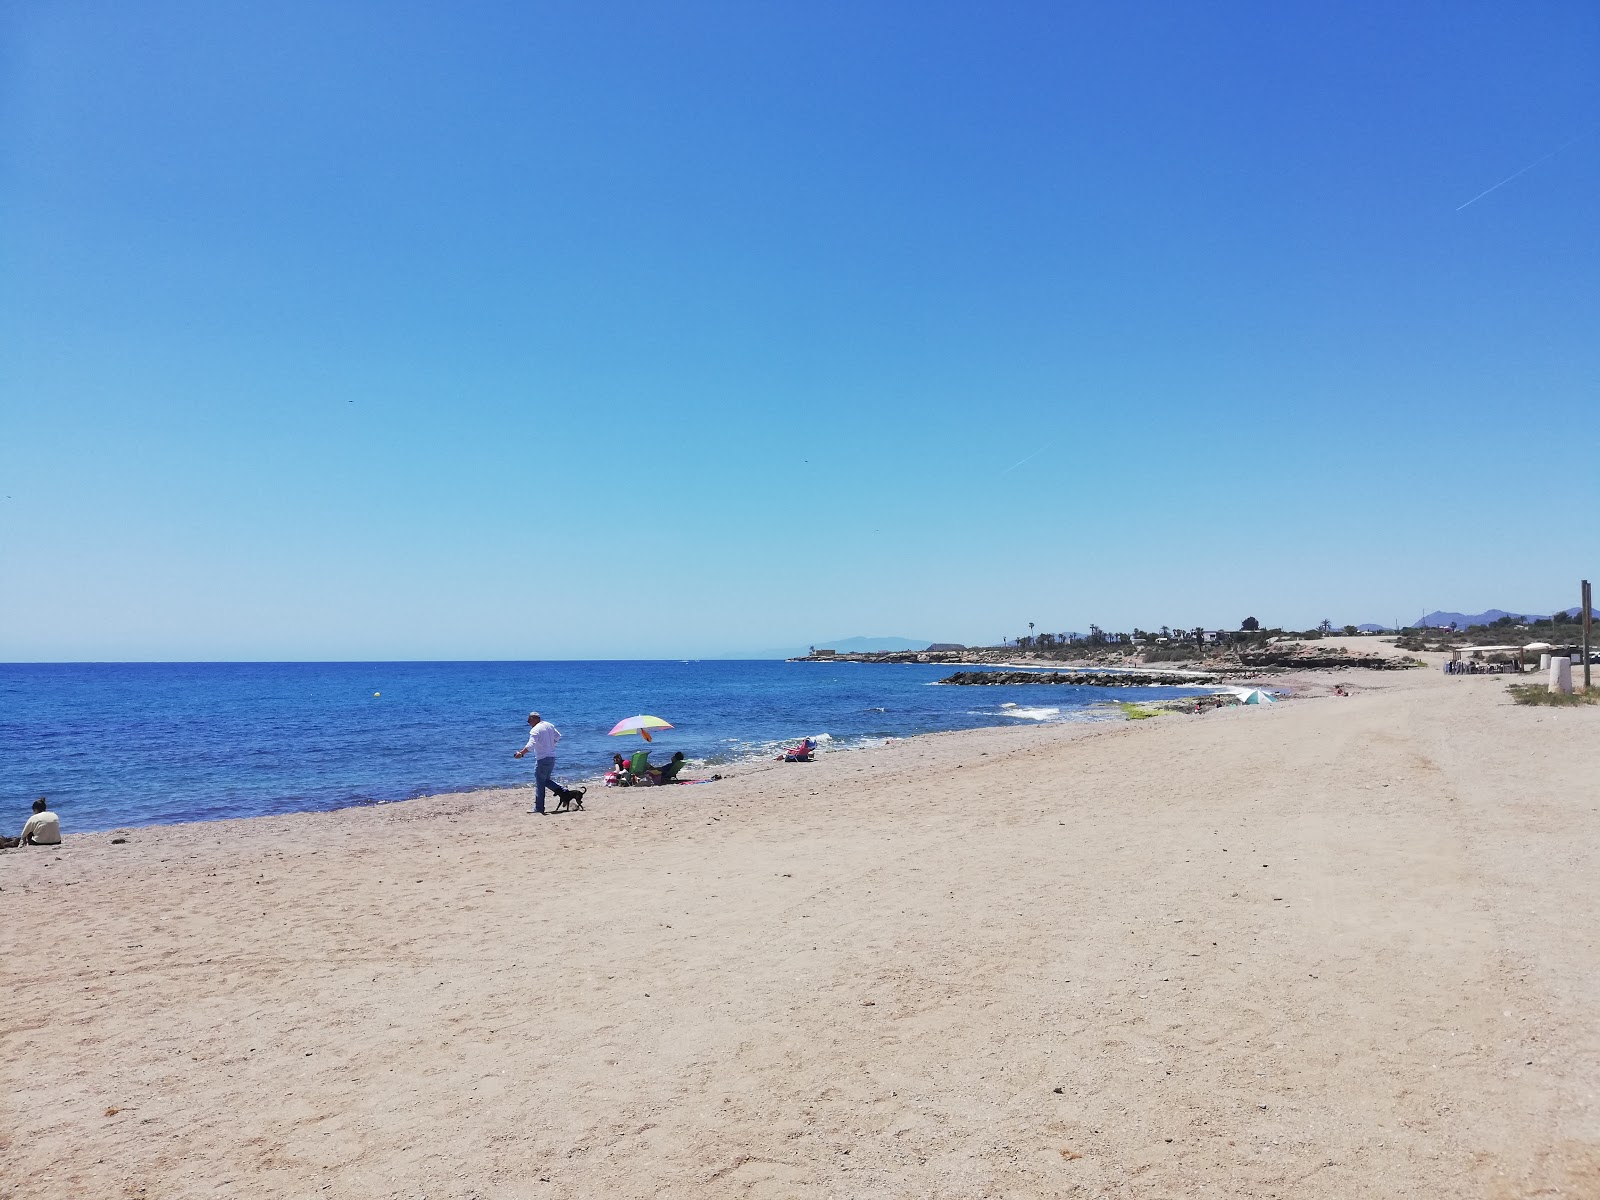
top-left (780, 738), bottom-right (817, 763)
top-left (626, 748), bottom-right (654, 783)
top-left (649, 751), bottom-right (688, 785)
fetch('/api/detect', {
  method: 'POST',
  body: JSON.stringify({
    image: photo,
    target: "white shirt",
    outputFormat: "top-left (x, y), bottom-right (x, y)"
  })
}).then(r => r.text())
top-left (523, 721), bottom-right (561, 760)
top-left (21, 811), bottom-right (61, 845)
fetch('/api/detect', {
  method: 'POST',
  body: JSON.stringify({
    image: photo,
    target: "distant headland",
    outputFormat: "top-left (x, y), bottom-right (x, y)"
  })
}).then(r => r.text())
top-left (788, 623), bottom-right (1426, 675)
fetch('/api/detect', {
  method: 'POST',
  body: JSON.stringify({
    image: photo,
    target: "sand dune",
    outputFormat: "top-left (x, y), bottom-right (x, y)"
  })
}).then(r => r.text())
top-left (4, 665), bottom-right (1598, 1198)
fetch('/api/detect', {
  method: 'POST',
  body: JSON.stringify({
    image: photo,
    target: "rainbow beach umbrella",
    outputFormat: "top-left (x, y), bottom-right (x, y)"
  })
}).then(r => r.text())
top-left (608, 714), bottom-right (674, 742)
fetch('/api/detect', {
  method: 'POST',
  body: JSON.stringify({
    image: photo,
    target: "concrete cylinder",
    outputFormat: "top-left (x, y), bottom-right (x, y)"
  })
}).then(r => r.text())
top-left (1550, 656), bottom-right (1573, 694)
top-left (1540, 653), bottom-right (1551, 671)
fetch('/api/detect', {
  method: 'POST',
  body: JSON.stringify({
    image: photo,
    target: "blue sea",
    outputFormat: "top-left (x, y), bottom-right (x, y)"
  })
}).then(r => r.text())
top-left (0, 660), bottom-right (1212, 833)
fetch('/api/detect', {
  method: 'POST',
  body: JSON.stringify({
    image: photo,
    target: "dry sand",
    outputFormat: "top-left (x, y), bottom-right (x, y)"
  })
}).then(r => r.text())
top-left (4, 663), bottom-right (1599, 1198)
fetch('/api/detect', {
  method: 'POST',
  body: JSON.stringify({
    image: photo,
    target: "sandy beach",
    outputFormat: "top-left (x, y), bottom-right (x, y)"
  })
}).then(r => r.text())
top-left (5, 660), bottom-right (1599, 1198)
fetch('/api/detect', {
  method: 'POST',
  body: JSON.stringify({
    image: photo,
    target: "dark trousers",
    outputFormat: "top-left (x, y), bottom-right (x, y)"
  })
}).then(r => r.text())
top-left (534, 756), bottom-right (571, 812)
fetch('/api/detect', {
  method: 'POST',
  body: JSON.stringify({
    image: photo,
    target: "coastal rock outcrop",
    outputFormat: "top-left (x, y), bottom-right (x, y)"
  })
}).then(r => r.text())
top-left (938, 670), bottom-right (1210, 687)
top-left (1235, 652), bottom-right (1421, 670)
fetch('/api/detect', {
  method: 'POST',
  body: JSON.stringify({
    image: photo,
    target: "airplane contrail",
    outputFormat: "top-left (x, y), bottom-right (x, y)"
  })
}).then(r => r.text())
top-left (1456, 133), bottom-right (1587, 211)
top-left (1000, 443), bottom-right (1052, 475)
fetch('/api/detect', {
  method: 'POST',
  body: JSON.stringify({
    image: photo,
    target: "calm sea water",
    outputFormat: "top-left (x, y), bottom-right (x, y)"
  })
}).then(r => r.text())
top-left (0, 660), bottom-right (1210, 833)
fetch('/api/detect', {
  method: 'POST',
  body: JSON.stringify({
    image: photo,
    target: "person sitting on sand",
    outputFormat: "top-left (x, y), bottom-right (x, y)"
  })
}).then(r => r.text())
top-left (606, 752), bottom-right (633, 787)
top-left (19, 797), bottom-right (61, 846)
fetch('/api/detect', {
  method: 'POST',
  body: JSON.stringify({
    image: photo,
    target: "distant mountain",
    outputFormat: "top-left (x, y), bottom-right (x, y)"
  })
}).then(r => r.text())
top-left (1413, 607), bottom-right (1581, 629)
top-left (718, 635), bottom-right (935, 660)
top-left (1355, 623), bottom-right (1386, 633)
top-left (816, 636), bottom-right (933, 653)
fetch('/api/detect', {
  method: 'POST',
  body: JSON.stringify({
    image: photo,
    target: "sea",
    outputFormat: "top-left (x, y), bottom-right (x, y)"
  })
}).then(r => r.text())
top-left (0, 660), bottom-right (1213, 833)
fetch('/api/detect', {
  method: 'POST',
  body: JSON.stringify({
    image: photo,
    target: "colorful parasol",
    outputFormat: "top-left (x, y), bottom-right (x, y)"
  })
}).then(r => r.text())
top-left (608, 714), bottom-right (674, 742)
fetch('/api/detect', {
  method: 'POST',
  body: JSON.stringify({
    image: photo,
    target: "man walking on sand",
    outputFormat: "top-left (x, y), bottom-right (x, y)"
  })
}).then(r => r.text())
top-left (513, 712), bottom-right (585, 815)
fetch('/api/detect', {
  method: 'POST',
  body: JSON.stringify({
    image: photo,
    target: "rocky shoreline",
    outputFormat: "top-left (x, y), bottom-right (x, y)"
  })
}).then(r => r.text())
top-left (937, 651), bottom-right (1421, 686)
top-left (1233, 651), bottom-right (1421, 670)
top-left (799, 648), bottom-right (1423, 675)
top-left (939, 670), bottom-right (1227, 687)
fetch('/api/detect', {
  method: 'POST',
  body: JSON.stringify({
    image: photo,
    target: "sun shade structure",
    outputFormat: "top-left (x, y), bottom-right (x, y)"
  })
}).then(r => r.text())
top-left (608, 714), bottom-right (674, 742)
top-left (1237, 688), bottom-right (1276, 705)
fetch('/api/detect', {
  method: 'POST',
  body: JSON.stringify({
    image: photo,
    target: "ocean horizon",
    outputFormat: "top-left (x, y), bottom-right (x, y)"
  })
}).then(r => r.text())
top-left (2, 659), bottom-right (1212, 834)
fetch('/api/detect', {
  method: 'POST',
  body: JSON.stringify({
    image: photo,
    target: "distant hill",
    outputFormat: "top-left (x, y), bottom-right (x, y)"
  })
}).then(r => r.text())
top-left (1355, 624), bottom-right (1386, 633)
top-left (817, 636), bottom-right (934, 654)
top-left (719, 635), bottom-right (935, 660)
top-left (1413, 607), bottom-right (1581, 629)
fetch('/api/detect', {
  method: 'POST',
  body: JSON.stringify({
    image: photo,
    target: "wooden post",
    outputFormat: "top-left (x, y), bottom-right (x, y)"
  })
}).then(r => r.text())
top-left (1583, 579), bottom-right (1592, 692)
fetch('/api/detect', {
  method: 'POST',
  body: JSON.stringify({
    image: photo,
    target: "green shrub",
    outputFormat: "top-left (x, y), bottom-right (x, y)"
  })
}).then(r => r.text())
top-left (1506, 684), bottom-right (1600, 707)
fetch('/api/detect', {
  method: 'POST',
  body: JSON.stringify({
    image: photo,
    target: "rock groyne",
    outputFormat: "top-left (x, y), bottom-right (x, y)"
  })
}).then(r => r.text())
top-left (938, 670), bottom-right (1218, 687)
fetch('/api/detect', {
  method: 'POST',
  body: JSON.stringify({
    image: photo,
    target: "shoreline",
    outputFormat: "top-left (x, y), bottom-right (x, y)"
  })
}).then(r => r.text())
top-left (16, 668), bottom-right (1349, 841)
top-left (11, 674), bottom-right (1245, 838)
top-left (4, 661), bottom-right (1379, 852)
top-left (6, 684), bottom-right (1213, 845)
top-left (10, 660), bottom-right (1600, 1196)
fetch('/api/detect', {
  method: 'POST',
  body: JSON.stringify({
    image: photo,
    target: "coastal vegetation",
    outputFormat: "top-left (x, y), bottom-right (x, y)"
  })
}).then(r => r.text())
top-left (984, 626), bottom-right (1423, 672)
top-left (1396, 612), bottom-right (1592, 653)
top-left (1004, 623), bottom-right (1380, 659)
top-left (1506, 683), bottom-right (1600, 707)
top-left (801, 631), bottom-right (1425, 672)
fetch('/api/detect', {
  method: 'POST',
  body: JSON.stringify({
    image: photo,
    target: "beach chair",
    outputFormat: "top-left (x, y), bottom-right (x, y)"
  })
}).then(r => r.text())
top-left (655, 757), bottom-right (688, 785)
top-left (627, 749), bottom-right (654, 783)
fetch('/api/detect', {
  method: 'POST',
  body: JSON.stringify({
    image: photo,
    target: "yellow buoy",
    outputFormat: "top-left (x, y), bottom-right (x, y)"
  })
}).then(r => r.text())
top-left (373, 692), bottom-right (381, 697)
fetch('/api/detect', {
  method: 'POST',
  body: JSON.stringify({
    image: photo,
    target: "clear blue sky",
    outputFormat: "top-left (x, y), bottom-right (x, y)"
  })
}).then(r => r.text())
top-left (3, 2), bottom-right (1596, 660)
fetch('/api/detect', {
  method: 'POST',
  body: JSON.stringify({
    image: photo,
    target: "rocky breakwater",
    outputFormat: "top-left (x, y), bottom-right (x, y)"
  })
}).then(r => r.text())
top-left (939, 670), bottom-right (1215, 687)
top-left (1235, 650), bottom-right (1422, 671)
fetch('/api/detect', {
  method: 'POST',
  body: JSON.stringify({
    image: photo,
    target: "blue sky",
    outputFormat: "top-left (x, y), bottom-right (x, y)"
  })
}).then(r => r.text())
top-left (3, 2), bottom-right (1596, 660)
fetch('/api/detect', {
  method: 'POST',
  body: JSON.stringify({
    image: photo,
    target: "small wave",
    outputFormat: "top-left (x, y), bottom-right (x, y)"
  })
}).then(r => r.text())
top-left (700, 731), bottom-right (838, 766)
top-left (997, 705), bottom-right (1062, 721)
